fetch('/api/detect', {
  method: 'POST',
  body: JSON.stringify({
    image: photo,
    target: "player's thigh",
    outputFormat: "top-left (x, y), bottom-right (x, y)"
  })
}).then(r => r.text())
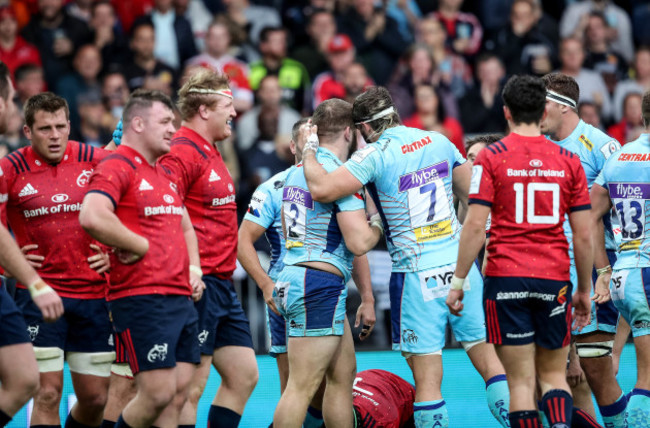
top-left (389, 271), bottom-right (447, 355)
top-left (611, 267), bottom-right (650, 339)
top-left (212, 345), bottom-right (258, 386)
top-left (449, 263), bottom-right (486, 344)
top-left (286, 335), bottom-right (341, 392)
top-left (529, 279), bottom-right (573, 350)
top-left (0, 342), bottom-right (39, 391)
top-left (325, 321), bottom-right (356, 386)
top-left (207, 275), bottom-right (254, 352)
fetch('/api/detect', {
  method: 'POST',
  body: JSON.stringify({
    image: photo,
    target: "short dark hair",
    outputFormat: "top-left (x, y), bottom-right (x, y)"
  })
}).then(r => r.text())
top-left (643, 90), bottom-right (650, 126)
top-left (542, 73), bottom-right (580, 106)
top-left (122, 89), bottom-right (174, 126)
top-left (0, 61), bottom-right (10, 101)
top-left (14, 63), bottom-right (42, 83)
top-left (502, 75), bottom-right (546, 125)
top-left (259, 26), bottom-right (285, 44)
top-left (291, 117), bottom-right (310, 142)
top-left (313, 98), bottom-right (354, 141)
top-left (465, 134), bottom-right (502, 153)
top-left (352, 86), bottom-right (400, 134)
top-left (130, 19), bottom-right (154, 39)
top-left (24, 92), bottom-right (70, 128)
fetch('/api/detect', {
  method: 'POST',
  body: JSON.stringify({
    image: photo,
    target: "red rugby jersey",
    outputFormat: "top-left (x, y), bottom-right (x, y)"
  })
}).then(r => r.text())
top-left (86, 145), bottom-right (190, 300)
top-left (353, 369), bottom-right (415, 428)
top-left (158, 126), bottom-right (237, 278)
top-left (0, 142), bottom-right (108, 298)
top-left (469, 134), bottom-right (591, 281)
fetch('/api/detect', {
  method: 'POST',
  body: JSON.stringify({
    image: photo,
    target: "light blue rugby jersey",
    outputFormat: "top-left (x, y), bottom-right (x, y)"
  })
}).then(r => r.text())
top-left (343, 125), bottom-right (465, 273)
top-left (595, 134), bottom-right (650, 269)
top-left (548, 119), bottom-right (621, 252)
top-left (282, 147), bottom-right (365, 283)
top-left (242, 167), bottom-right (294, 281)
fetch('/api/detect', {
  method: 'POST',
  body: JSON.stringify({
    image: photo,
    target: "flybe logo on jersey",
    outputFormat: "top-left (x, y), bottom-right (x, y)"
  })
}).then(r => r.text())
top-left (398, 161), bottom-right (448, 192)
top-left (401, 135), bottom-right (432, 154)
top-left (144, 204), bottom-right (184, 216)
top-left (283, 186), bottom-right (313, 209)
top-left (618, 153), bottom-right (650, 162)
top-left (609, 183), bottom-right (650, 199)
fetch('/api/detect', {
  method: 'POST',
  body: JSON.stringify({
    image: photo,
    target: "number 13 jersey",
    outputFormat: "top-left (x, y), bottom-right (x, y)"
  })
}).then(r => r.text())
top-left (469, 134), bottom-right (591, 281)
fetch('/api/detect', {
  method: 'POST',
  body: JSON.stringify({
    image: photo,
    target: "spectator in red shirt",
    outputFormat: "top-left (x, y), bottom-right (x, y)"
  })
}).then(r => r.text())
top-left (607, 91), bottom-right (645, 145)
top-left (0, 6), bottom-right (40, 79)
top-left (402, 83), bottom-right (465, 156)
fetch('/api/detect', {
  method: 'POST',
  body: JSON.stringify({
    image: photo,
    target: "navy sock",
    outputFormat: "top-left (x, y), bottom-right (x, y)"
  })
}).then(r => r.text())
top-left (114, 415), bottom-right (132, 428)
top-left (208, 405), bottom-right (241, 428)
top-left (65, 414), bottom-right (98, 428)
top-left (509, 410), bottom-right (541, 428)
top-left (0, 409), bottom-right (10, 428)
top-left (599, 393), bottom-right (627, 428)
top-left (541, 389), bottom-right (573, 428)
top-left (100, 421), bottom-right (115, 428)
top-left (178, 425), bottom-right (195, 428)
top-left (571, 407), bottom-right (603, 428)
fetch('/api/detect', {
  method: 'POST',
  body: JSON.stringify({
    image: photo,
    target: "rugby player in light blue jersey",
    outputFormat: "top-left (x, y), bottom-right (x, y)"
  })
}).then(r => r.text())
top-left (590, 91), bottom-right (650, 427)
top-left (301, 87), bottom-right (510, 428)
top-left (541, 73), bottom-right (627, 427)
top-left (271, 99), bottom-right (383, 428)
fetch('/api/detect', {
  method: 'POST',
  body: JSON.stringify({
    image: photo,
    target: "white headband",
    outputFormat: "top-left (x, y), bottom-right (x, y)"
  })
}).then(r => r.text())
top-left (355, 106), bottom-right (395, 125)
top-left (187, 88), bottom-right (233, 99)
top-left (546, 90), bottom-right (577, 109)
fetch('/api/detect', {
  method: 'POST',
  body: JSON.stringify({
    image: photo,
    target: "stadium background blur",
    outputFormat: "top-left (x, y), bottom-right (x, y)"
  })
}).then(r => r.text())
top-left (0, 0), bottom-right (647, 425)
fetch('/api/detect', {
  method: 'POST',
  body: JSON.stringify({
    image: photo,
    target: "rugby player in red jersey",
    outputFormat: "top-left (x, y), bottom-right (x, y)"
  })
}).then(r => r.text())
top-left (0, 61), bottom-right (63, 428)
top-left (79, 90), bottom-right (205, 428)
top-left (0, 91), bottom-right (114, 428)
top-left (157, 69), bottom-right (258, 428)
top-left (446, 75), bottom-right (593, 428)
top-left (352, 369), bottom-right (416, 428)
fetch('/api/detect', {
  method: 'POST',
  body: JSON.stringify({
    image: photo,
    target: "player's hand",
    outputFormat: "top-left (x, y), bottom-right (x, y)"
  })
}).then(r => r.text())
top-left (31, 281), bottom-right (64, 322)
top-left (355, 299), bottom-right (376, 341)
top-left (446, 289), bottom-right (465, 316)
top-left (572, 291), bottom-right (591, 332)
top-left (21, 244), bottom-right (44, 269)
top-left (566, 349), bottom-right (585, 388)
top-left (88, 244), bottom-right (110, 274)
top-left (114, 237), bottom-right (148, 264)
top-left (190, 271), bottom-right (205, 302)
top-left (300, 120), bottom-right (319, 156)
top-left (592, 271), bottom-right (611, 304)
top-left (262, 280), bottom-right (280, 316)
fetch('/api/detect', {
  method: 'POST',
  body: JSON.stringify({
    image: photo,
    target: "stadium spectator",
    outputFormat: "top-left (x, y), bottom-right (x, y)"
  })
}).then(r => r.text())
top-left (66, 0), bottom-right (92, 22)
top-left (111, 0), bottom-right (153, 34)
top-left (431, 0), bottom-right (482, 58)
top-left (385, 0), bottom-right (421, 44)
top-left (132, 0), bottom-right (197, 71)
top-left (69, 90), bottom-right (112, 147)
top-left (174, 0), bottom-right (213, 51)
top-left (578, 101), bottom-right (605, 130)
top-left (89, 1), bottom-right (129, 74)
top-left (558, 37), bottom-right (613, 123)
top-left (221, 0), bottom-right (281, 47)
top-left (342, 61), bottom-right (370, 104)
top-left (0, 107), bottom-right (29, 156)
top-left (416, 16), bottom-right (472, 99)
top-left (312, 34), bottom-right (372, 111)
top-left (0, 6), bottom-right (40, 78)
top-left (388, 44), bottom-right (457, 120)
top-left (101, 69), bottom-right (129, 129)
top-left (20, 0), bottom-right (91, 90)
top-left (583, 12), bottom-right (629, 95)
top-left (14, 63), bottom-right (44, 110)
top-left (607, 91), bottom-right (644, 145)
top-left (560, 0), bottom-right (634, 62)
top-left (612, 46), bottom-right (650, 122)
top-left (289, 9), bottom-right (337, 81)
top-left (402, 83), bottom-right (465, 155)
top-left (459, 53), bottom-right (507, 134)
top-left (56, 43), bottom-right (102, 130)
top-left (237, 74), bottom-right (301, 152)
top-left (186, 19), bottom-right (254, 114)
top-left (249, 26), bottom-right (310, 114)
top-left (337, 0), bottom-right (408, 85)
top-left (123, 20), bottom-right (177, 95)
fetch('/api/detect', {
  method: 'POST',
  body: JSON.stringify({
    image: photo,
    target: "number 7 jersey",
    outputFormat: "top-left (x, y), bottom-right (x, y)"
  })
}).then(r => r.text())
top-left (469, 133), bottom-right (591, 281)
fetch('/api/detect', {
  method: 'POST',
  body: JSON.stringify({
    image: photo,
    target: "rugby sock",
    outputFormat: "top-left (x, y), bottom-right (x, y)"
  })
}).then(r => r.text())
top-left (413, 399), bottom-right (448, 428)
top-left (0, 409), bottom-right (11, 427)
top-left (571, 407), bottom-right (603, 428)
top-left (100, 421), bottom-right (115, 428)
top-left (598, 392), bottom-right (627, 428)
top-left (114, 415), bottom-right (132, 428)
top-left (303, 406), bottom-right (324, 428)
top-left (508, 410), bottom-right (541, 428)
top-left (486, 374), bottom-right (510, 427)
top-left (541, 389), bottom-right (572, 428)
top-left (208, 405), bottom-right (241, 428)
top-left (625, 388), bottom-right (650, 428)
top-left (65, 414), bottom-right (98, 428)
top-left (178, 425), bottom-right (195, 428)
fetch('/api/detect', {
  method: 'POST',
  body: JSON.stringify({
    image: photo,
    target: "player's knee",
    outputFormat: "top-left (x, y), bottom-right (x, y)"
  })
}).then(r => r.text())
top-left (34, 381), bottom-right (63, 410)
top-left (146, 388), bottom-right (176, 411)
top-left (76, 389), bottom-right (109, 414)
top-left (223, 364), bottom-right (258, 394)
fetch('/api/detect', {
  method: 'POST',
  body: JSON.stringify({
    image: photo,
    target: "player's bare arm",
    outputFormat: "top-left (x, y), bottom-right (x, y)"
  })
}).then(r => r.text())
top-left (336, 208), bottom-right (383, 256)
top-left (352, 255), bottom-right (375, 341)
top-left (589, 183), bottom-right (614, 304)
top-left (447, 203), bottom-right (490, 316)
top-left (79, 192), bottom-right (149, 263)
top-left (451, 161), bottom-right (472, 224)
top-left (237, 220), bottom-right (279, 315)
top-left (182, 208), bottom-right (205, 301)
top-left (568, 209), bottom-right (594, 330)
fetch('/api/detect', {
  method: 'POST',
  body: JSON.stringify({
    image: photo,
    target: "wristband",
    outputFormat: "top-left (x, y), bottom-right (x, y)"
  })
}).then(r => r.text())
top-left (369, 214), bottom-right (384, 236)
top-left (596, 265), bottom-right (612, 277)
top-left (303, 133), bottom-right (320, 154)
top-left (27, 279), bottom-right (55, 298)
top-left (450, 275), bottom-right (465, 291)
top-left (189, 265), bottom-right (203, 277)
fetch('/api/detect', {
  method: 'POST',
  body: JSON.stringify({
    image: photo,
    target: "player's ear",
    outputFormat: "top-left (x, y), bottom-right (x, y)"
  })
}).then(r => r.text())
top-left (23, 123), bottom-right (31, 139)
top-left (503, 105), bottom-right (511, 121)
top-left (198, 104), bottom-right (209, 120)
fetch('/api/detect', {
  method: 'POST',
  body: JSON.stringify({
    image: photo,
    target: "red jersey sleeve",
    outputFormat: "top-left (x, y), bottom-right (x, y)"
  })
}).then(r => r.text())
top-left (468, 149), bottom-right (494, 206)
top-left (158, 146), bottom-right (202, 200)
top-left (568, 158), bottom-right (591, 212)
top-left (86, 155), bottom-right (134, 208)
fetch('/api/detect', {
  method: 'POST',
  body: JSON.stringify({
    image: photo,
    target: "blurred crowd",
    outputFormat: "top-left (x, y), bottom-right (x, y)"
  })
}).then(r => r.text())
top-left (0, 0), bottom-right (649, 222)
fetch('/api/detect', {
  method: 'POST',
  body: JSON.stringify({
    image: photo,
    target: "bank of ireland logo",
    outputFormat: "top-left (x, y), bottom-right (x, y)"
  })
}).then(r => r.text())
top-left (77, 169), bottom-right (93, 187)
top-left (198, 330), bottom-right (209, 345)
top-left (27, 325), bottom-right (39, 341)
top-left (163, 194), bottom-right (175, 204)
top-left (51, 193), bottom-right (69, 203)
top-left (147, 343), bottom-right (168, 362)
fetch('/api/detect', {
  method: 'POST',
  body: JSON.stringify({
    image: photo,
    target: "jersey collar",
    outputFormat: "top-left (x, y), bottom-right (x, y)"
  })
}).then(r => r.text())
top-left (555, 119), bottom-right (586, 148)
top-left (177, 126), bottom-right (216, 156)
top-left (27, 140), bottom-right (75, 169)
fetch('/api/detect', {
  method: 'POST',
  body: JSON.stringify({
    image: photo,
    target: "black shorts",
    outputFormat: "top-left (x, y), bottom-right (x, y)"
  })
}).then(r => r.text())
top-left (0, 280), bottom-right (30, 347)
top-left (484, 276), bottom-right (572, 349)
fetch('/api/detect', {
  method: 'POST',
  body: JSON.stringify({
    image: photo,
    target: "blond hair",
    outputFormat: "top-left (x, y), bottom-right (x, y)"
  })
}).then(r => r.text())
top-left (177, 68), bottom-right (230, 120)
